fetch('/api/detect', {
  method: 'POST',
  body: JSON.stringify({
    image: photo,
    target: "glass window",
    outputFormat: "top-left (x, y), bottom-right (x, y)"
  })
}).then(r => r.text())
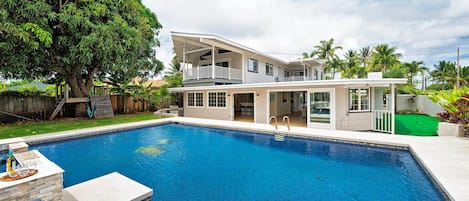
top-left (349, 88), bottom-right (370, 112)
top-left (208, 92), bottom-right (226, 108)
top-left (195, 92), bottom-right (204, 107)
top-left (188, 93), bottom-right (195, 107)
top-left (266, 63), bottom-right (273, 76)
top-left (284, 70), bottom-right (290, 77)
top-left (248, 59), bottom-right (258, 73)
top-left (188, 92), bottom-right (204, 107)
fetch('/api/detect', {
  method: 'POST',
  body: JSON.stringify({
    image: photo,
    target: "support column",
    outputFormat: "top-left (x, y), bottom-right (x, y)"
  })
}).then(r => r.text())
top-left (391, 84), bottom-right (395, 135)
top-left (182, 43), bottom-right (186, 81)
top-left (212, 45), bottom-right (215, 79)
top-left (303, 63), bottom-right (306, 81)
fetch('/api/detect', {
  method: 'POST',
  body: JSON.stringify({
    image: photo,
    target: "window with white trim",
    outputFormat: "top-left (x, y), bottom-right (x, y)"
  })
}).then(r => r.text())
top-left (208, 92), bottom-right (226, 108)
top-left (248, 59), bottom-right (258, 73)
top-left (265, 63), bottom-right (273, 76)
top-left (187, 92), bottom-right (204, 107)
top-left (349, 88), bottom-right (370, 112)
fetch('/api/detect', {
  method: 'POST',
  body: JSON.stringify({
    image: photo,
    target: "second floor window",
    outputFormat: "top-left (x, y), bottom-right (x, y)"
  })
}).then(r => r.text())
top-left (248, 59), bottom-right (258, 73)
top-left (284, 70), bottom-right (290, 77)
top-left (266, 63), bottom-right (274, 76)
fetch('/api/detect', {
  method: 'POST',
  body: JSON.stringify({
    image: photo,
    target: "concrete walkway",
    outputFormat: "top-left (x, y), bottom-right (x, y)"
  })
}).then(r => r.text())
top-left (10, 117), bottom-right (469, 201)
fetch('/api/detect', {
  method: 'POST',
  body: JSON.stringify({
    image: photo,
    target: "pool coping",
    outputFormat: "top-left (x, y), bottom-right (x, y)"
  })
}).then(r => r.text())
top-left (3, 117), bottom-right (467, 200)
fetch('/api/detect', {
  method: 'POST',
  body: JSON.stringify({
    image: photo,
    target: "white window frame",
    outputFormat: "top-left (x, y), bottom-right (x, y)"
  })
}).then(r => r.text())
top-left (265, 63), bottom-right (274, 76)
top-left (187, 92), bottom-right (204, 108)
top-left (207, 91), bottom-right (227, 109)
top-left (248, 59), bottom-right (258, 73)
top-left (348, 88), bottom-right (371, 112)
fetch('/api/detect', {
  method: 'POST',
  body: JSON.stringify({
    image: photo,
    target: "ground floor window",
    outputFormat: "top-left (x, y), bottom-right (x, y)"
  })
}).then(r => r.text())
top-left (188, 92), bottom-right (204, 107)
top-left (208, 92), bottom-right (226, 108)
top-left (349, 88), bottom-right (370, 112)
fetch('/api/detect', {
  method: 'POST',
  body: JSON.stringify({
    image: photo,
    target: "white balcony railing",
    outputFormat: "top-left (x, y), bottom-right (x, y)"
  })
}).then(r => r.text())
top-left (183, 65), bottom-right (242, 81)
top-left (371, 110), bottom-right (393, 133)
top-left (278, 76), bottom-right (312, 82)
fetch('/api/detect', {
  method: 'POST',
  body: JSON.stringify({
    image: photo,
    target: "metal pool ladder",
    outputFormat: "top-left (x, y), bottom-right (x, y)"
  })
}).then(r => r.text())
top-left (270, 116), bottom-right (278, 129)
top-left (283, 116), bottom-right (291, 131)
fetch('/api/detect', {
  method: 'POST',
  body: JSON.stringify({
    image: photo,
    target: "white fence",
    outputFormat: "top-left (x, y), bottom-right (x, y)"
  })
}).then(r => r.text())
top-left (371, 110), bottom-right (393, 133)
top-left (183, 66), bottom-right (242, 81)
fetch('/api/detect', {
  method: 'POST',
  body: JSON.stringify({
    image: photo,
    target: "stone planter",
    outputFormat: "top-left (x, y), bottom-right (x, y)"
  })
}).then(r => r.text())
top-left (437, 122), bottom-right (464, 137)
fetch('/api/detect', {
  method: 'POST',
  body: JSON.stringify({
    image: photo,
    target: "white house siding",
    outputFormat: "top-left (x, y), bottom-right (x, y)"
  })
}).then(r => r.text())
top-left (183, 85), bottom-right (374, 131)
top-left (244, 54), bottom-right (287, 84)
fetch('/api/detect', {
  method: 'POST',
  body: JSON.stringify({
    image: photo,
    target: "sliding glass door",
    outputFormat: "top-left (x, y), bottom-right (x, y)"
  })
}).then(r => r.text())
top-left (307, 88), bottom-right (335, 129)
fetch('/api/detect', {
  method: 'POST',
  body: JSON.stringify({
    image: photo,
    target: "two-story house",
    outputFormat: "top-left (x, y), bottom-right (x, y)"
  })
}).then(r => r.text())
top-left (169, 31), bottom-right (406, 134)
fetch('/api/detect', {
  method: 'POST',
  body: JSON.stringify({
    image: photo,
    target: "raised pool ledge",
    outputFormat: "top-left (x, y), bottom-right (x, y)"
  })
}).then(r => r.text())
top-left (17, 117), bottom-right (469, 201)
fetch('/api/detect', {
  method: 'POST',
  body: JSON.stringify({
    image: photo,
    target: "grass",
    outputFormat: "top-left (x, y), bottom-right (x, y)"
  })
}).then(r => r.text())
top-left (395, 114), bottom-right (440, 136)
top-left (0, 112), bottom-right (165, 139)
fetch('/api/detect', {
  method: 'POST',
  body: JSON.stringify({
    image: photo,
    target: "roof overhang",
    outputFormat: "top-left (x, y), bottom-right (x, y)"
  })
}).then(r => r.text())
top-left (171, 31), bottom-right (293, 65)
top-left (168, 78), bottom-right (407, 92)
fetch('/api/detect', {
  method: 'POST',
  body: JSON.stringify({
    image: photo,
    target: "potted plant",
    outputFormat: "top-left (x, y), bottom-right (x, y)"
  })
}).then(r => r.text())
top-left (429, 88), bottom-right (469, 137)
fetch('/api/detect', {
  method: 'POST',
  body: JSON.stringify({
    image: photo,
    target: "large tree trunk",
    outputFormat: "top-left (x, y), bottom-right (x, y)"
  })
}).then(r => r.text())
top-left (65, 67), bottom-right (96, 117)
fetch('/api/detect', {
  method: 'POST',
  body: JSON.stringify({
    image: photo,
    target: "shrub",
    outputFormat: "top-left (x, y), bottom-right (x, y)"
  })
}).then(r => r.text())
top-left (430, 87), bottom-right (469, 124)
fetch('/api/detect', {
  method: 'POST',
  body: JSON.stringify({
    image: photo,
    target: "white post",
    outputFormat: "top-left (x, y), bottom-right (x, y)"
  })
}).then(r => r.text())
top-left (391, 84), bottom-right (395, 134)
top-left (228, 65), bottom-right (231, 80)
top-left (212, 45), bottom-right (215, 79)
top-left (182, 44), bottom-right (186, 81)
top-left (241, 54), bottom-right (246, 83)
top-left (197, 66), bottom-right (199, 80)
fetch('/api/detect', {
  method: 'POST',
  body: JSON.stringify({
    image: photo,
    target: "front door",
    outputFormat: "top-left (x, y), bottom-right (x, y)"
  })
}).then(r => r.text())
top-left (307, 88), bottom-right (335, 129)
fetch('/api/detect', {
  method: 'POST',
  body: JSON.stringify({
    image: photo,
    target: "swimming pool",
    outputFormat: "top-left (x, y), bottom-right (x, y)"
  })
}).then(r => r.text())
top-left (32, 124), bottom-right (445, 201)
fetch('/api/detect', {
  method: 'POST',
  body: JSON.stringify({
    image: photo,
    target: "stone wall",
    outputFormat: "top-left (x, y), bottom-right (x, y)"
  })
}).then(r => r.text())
top-left (0, 173), bottom-right (63, 201)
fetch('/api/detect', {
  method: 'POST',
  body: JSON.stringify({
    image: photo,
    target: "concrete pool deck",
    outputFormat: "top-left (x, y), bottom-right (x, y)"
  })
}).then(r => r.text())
top-left (3, 117), bottom-right (468, 200)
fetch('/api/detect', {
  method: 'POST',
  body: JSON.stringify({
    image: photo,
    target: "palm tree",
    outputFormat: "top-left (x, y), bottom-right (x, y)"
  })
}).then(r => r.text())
top-left (164, 55), bottom-right (183, 87)
top-left (402, 61), bottom-right (427, 85)
top-left (166, 55), bottom-right (181, 77)
top-left (326, 57), bottom-right (344, 79)
top-left (430, 60), bottom-right (456, 86)
top-left (370, 44), bottom-right (402, 72)
top-left (383, 65), bottom-right (406, 78)
top-left (306, 38), bottom-right (343, 79)
top-left (310, 38), bottom-right (343, 60)
top-left (358, 46), bottom-right (372, 68)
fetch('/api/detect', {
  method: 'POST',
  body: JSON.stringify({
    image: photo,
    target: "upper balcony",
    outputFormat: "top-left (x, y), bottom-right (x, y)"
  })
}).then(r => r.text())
top-left (183, 65), bottom-right (242, 85)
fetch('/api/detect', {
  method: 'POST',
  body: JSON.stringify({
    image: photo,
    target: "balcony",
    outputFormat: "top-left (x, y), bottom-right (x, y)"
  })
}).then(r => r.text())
top-left (278, 76), bottom-right (314, 82)
top-left (183, 65), bottom-right (242, 81)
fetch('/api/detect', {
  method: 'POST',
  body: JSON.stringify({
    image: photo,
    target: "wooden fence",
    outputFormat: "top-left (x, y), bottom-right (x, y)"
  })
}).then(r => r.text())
top-left (0, 96), bottom-right (56, 122)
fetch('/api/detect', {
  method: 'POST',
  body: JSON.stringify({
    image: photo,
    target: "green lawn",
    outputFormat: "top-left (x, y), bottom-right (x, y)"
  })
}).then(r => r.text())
top-left (0, 113), bottom-right (165, 139)
top-left (395, 114), bottom-right (440, 136)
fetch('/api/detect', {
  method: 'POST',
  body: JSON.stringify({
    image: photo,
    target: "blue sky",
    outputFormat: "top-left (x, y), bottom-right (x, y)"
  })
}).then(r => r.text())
top-left (142, 0), bottom-right (469, 72)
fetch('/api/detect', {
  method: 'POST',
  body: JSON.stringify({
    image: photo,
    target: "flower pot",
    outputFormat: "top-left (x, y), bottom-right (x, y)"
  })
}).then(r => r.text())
top-left (437, 122), bottom-right (464, 137)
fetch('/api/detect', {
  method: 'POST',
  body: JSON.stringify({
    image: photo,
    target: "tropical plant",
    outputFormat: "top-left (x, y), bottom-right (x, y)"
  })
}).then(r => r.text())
top-left (326, 57), bottom-right (344, 79)
top-left (164, 55), bottom-right (183, 87)
top-left (151, 85), bottom-right (171, 109)
top-left (358, 46), bottom-right (373, 68)
top-left (430, 60), bottom-right (457, 86)
top-left (303, 38), bottom-right (343, 79)
top-left (132, 80), bottom-right (153, 112)
top-left (383, 65), bottom-right (405, 78)
top-left (402, 61), bottom-right (428, 85)
top-left (369, 44), bottom-right (402, 72)
top-left (342, 49), bottom-right (367, 78)
top-left (429, 87), bottom-right (469, 124)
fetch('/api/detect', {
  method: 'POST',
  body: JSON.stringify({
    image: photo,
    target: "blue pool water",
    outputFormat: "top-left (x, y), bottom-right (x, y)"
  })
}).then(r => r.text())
top-left (32, 124), bottom-right (444, 201)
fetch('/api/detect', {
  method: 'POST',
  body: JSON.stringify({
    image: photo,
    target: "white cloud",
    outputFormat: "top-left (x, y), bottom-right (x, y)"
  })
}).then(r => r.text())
top-left (144, 0), bottom-right (469, 71)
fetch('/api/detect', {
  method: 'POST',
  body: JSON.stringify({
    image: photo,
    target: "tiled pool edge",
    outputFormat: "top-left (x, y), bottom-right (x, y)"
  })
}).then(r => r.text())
top-left (17, 117), bottom-right (454, 200)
